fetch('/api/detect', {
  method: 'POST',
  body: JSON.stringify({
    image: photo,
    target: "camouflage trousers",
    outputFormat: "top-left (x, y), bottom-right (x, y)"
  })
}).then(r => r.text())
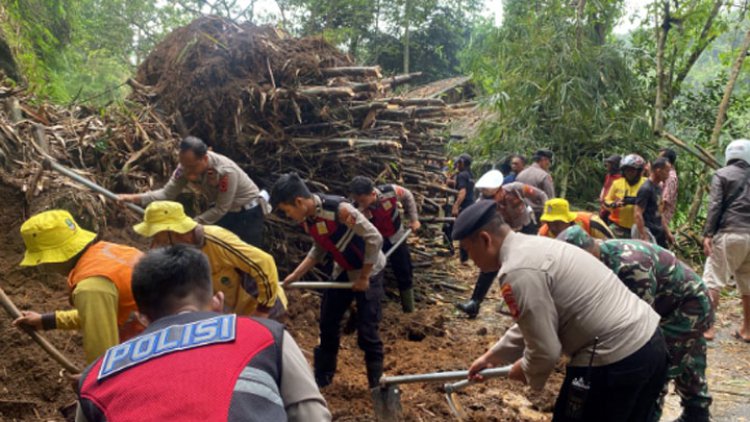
top-left (653, 296), bottom-right (714, 420)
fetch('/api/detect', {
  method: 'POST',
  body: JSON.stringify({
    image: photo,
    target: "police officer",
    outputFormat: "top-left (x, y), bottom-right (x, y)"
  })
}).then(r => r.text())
top-left (271, 173), bottom-right (386, 389)
top-left (516, 148), bottom-right (555, 198)
top-left (455, 170), bottom-right (548, 318)
top-left (118, 136), bottom-right (267, 248)
top-left (75, 245), bottom-right (331, 421)
top-left (558, 226), bottom-right (713, 422)
top-left (132, 201), bottom-right (287, 319)
top-left (456, 200), bottom-right (668, 421)
top-left (349, 176), bottom-right (420, 313)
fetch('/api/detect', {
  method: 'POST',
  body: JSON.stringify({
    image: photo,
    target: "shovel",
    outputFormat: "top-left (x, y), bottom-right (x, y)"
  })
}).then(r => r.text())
top-left (372, 365), bottom-right (511, 421)
top-left (42, 158), bottom-right (145, 215)
top-left (0, 285), bottom-right (81, 374)
top-left (384, 229), bottom-right (412, 259)
top-left (285, 281), bottom-right (354, 289)
top-left (443, 369), bottom-right (511, 421)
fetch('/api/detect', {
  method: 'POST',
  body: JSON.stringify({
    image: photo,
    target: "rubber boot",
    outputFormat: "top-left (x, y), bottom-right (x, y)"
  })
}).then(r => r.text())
top-left (366, 360), bottom-right (384, 389)
top-left (313, 346), bottom-right (337, 388)
top-left (670, 406), bottom-right (710, 422)
top-left (400, 288), bottom-right (415, 313)
top-left (455, 272), bottom-right (495, 319)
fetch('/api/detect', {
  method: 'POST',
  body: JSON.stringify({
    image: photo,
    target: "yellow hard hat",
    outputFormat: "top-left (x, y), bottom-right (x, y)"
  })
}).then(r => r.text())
top-left (133, 201), bottom-right (197, 237)
top-left (20, 210), bottom-right (97, 266)
top-left (540, 198), bottom-right (577, 223)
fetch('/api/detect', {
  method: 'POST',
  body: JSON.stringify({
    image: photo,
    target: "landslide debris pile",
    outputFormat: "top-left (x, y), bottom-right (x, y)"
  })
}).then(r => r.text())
top-left (0, 15), bottom-right (476, 283)
top-left (129, 15), bottom-right (475, 275)
top-left (0, 83), bottom-right (180, 230)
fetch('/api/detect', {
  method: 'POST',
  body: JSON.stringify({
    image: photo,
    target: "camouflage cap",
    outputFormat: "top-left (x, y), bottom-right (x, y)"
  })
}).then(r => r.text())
top-left (556, 225), bottom-right (595, 250)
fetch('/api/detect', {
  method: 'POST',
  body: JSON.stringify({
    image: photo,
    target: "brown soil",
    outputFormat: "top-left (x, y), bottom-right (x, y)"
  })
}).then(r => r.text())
top-left (1, 182), bottom-right (748, 421)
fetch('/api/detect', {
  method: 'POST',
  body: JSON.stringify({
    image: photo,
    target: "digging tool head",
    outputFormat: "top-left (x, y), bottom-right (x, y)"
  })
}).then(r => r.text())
top-left (372, 383), bottom-right (403, 421)
top-left (444, 381), bottom-right (469, 420)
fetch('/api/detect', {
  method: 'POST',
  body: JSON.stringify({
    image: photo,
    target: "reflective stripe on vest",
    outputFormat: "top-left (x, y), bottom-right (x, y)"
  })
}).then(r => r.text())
top-left (369, 185), bottom-right (402, 238)
top-left (80, 315), bottom-right (284, 422)
top-left (67, 241), bottom-right (145, 341)
top-left (302, 194), bottom-right (365, 271)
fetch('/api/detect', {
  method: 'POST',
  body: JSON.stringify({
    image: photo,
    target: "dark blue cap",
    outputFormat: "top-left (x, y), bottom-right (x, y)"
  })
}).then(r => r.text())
top-left (451, 200), bottom-right (498, 240)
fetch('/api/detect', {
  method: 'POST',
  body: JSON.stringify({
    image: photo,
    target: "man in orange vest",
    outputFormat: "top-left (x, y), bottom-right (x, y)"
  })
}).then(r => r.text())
top-left (13, 210), bottom-right (144, 364)
top-left (538, 198), bottom-right (614, 239)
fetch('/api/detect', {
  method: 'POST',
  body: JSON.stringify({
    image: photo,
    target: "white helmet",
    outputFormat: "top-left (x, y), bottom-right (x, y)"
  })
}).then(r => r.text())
top-left (475, 169), bottom-right (504, 189)
top-left (725, 139), bottom-right (750, 165)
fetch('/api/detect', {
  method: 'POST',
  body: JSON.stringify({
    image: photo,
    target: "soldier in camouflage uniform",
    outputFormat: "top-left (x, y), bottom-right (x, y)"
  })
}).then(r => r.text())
top-left (558, 225), bottom-right (714, 422)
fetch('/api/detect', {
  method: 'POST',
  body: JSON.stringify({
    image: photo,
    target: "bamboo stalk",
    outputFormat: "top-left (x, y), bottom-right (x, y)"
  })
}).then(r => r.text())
top-left (321, 66), bottom-right (382, 78)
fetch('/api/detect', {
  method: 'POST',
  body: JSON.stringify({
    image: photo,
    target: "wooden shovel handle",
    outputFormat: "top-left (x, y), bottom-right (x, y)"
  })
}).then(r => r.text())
top-left (0, 286), bottom-right (82, 374)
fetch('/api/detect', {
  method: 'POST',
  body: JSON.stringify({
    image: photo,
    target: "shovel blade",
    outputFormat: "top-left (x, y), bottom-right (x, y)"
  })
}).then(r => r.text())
top-left (372, 385), bottom-right (403, 421)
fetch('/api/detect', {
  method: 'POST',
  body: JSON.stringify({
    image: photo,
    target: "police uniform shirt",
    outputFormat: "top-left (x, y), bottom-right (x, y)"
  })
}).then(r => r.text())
top-left (489, 232), bottom-right (660, 390)
top-left (515, 162), bottom-right (555, 199)
top-left (141, 151), bottom-right (260, 224)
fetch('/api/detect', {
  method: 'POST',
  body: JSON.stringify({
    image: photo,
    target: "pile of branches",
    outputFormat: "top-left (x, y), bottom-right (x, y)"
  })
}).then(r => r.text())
top-left (128, 16), bottom-right (476, 277)
top-left (0, 16), bottom-right (477, 294)
top-left (0, 84), bottom-right (179, 230)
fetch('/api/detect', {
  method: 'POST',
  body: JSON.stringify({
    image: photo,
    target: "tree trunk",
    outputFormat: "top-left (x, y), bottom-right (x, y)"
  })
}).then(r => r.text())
top-left (709, 27), bottom-right (750, 147)
top-left (0, 35), bottom-right (20, 82)
top-left (653, 1), bottom-right (669, 134)
top-left (403, 0), bottom-right (411, 75)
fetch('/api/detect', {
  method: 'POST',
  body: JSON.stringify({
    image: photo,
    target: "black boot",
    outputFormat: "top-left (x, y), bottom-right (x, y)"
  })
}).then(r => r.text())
top-left (670, 406), bottom-right (710, 422)
top-left (366, 360), bottom-right (384, 389)
top-left (313, 346), bottom-right (337, 388)
top-left (455, 271), bottom-right (496, 319)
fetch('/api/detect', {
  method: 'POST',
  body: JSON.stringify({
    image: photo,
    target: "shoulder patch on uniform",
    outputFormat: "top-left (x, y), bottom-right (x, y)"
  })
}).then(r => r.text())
top-left (171, 167), bottom-right (184, 181)
top-left (97, 314), bottom-right (237, 381)
top-left (219, 174), bottom-right (229, 193)
top-left (500, 284), bottom-right (521, 319)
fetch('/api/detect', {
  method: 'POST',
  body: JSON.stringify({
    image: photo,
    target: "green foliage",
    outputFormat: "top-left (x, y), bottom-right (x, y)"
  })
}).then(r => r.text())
top-left (462, 0), bottom-right (653, 205)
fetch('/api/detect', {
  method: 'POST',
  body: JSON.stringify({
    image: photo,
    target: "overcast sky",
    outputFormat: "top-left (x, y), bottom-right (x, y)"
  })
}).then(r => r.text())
top-left (252, 0), bottom-right (651, 33)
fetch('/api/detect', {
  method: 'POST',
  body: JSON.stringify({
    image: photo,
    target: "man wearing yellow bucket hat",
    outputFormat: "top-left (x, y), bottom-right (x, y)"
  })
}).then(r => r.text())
top-left (538, 198), bottom-right (614, 239)
top-left (133, 201), bottom-right (287, 319)
top-left (13, 210), bottom-right (145, 363)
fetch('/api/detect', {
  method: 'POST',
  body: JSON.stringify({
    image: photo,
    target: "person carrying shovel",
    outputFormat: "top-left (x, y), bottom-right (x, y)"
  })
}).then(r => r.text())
top-left (454, 200), bottom-right (668, 421)
top-left (12, 210), bottom-right (144, 364)
top-left (349, 176), bottom-right (420, 313)
top-left (131, 201), bottom-right (287, 319)
top-left (271, 173), bottom-right (386, 389)
top-left (118, 136), bottom-right (269, 248)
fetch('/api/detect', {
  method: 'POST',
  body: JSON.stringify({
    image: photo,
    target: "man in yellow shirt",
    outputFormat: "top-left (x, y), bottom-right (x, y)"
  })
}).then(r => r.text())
top-left (13, 210), bottom-right (144, 364)
top-left (133, 201), bottom-right (286, 319)
top-left (538, 198), bottom-right (614, 239)
top-left (605, 154), bottom-right (647, 238)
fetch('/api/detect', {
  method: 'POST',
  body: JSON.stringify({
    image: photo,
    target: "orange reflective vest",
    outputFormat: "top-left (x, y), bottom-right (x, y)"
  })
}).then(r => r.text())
top-left (539, 212), bottom-right (592, 238)
top-left (67, 241), bottom-right (145, 341)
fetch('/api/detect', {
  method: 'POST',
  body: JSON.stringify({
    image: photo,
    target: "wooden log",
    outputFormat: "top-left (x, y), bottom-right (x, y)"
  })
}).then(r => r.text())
top-left (4, 97), bottom-right (22, 123)
top-left (321, 66), bottom-right (382, 78)
top-left (299, 86), bottom-right (354, 98)
top-left (382, 72), bottom-right (423, 89)
top-left (381, 98), bottom-right (446, 107)
top-left (290, 137), bottom-right (402, 148)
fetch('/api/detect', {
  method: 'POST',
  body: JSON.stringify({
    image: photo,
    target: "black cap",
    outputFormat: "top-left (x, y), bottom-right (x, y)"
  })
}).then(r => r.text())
top-left (604, 154), bottom-right (621, 164)
top-left (533, 148), bottom-right (554, 160)
top-left (451, 200), bottom-right (498, 240)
